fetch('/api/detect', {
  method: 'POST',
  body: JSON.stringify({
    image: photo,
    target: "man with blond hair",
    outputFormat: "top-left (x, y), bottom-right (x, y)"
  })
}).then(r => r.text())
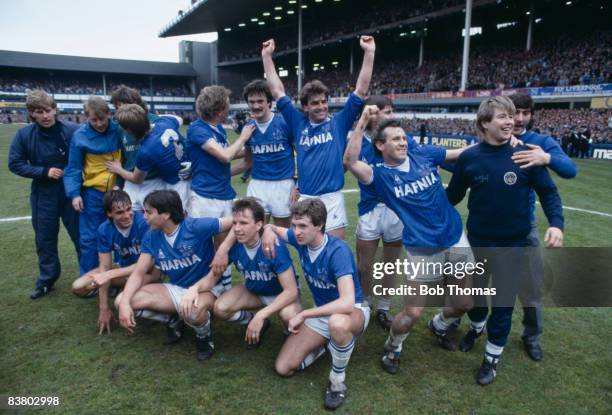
top-left (186, 85), bottom-right (256, 291)
top-left (9, 90), bottom-right (81, 299)
top-left (446, 96), bottom-right (564, 384)
top-left (64, 96), bottom-right (123, 275)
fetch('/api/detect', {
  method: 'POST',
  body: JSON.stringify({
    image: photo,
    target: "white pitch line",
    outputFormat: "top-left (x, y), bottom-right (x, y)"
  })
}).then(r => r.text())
top-left (0, 215), bottom-right (31, 222)
top-left (0, 189), bottom-right (610, 222)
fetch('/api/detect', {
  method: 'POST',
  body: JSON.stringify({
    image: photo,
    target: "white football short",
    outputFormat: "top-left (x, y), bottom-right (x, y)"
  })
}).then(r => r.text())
top-left (304, 303), bottom-right (370, 340)
top-left (247, 178), bottom-right (294, 218)
top-left (124, 178), bottom-right (166, 212)
top-left (299, 190), bottom-right (347, 232)
top-left (356, 203), bottom-right (403, 243)
top-left (165, 180), bottom-right (191, 213)
top-left (404, 232), bottom-right (475, 282)
top-left (188, 191), bottom-right (233, 218)
top-left (164, 278), bottom-right (231, 317)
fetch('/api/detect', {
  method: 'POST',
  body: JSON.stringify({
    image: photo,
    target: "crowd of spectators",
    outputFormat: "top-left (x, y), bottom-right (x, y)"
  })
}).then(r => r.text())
top-left (0, 77), bottom-right (192, 97)
top-left (220, 0), bottom-right (463, 62)
top-left (277, 31), bottom-right (611, 97)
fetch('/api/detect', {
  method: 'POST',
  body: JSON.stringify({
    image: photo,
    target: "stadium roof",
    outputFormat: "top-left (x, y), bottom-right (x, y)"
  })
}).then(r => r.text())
top-left (0, 50), bottom-right (196, 77)
top-left (160, 0), bottom-right (284, 37)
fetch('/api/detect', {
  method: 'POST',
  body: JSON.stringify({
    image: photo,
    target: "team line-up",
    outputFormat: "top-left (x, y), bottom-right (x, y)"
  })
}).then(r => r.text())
top-left (9, 36), bottom-right (577, 410)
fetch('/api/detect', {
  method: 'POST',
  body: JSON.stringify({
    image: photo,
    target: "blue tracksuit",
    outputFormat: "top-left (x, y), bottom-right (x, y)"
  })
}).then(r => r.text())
top-left (64, 121), bottom-right (122, 275)
top-left (446, 141), bottom-right (564, 348)
top-left (8, 120), bottom-right (81, 289)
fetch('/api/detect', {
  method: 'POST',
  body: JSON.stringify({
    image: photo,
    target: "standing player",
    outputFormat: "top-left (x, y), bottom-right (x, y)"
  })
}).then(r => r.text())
top-left (345, 95), bottom-right (416, 329)
top-left (231, 80), bottom-right (295, 227)
top-left (262, 199), bottom-right (369, 410)
top-left (71, 190), bottom-right (157, 334)
top-left (117, 190), bottom-right (233, 360)
top-left (446, 96), bottom-right (564, 384)
top-left (343, 113), bottom-right (474, 374)
top-left (110, 85), bottom-right (161, 211)
top-left (8, 90), bottom-right (80, 299)
top-left (64, 96), bottom-right (122, 275)
top-left (187, 85), bottom-right (255, 287)
top-left (261, 36), bottom-right (376, 239)
top-left (108, 104), bottom-right (190, 209)
top-left (506, 93), bottom-right (576, 361)
top-left (180, 198), bottom-right (301, 348)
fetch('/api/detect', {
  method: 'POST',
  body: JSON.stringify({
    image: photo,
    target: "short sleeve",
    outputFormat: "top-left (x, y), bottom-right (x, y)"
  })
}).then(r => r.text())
top-left (97, 222), bottom-right (112, 254)
top-left (140, 229), bottom-right (154, 256)
top-left (286, 228), bottom-right (299, 248)
top-left (192, 217), bottom-right (222, 239)
top-left (188, 123), bottom-right (215, 147)
top-left (329, 244), bottom-right (356, 281)
top-left (420, 145), bottom-right (447, 167)
top-left (273, 241), bottom-right (293, 274)
top-left (276, 96), bottom-right (303, 136)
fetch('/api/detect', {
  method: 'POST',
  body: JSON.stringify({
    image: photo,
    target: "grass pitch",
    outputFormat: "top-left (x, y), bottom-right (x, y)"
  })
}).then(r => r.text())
top-left (1, 124), bottom-right (611, 414)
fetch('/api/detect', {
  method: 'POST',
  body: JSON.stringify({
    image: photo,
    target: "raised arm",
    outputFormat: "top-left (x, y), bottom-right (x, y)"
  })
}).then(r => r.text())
top-left (354, 36), bottom-right (376, 99)
top-left (261, 39), bottom-right (286, 100)
top-left (203, 124), bottom-right (255, 164)
top-left (343, 106), bottom-right (376, 184)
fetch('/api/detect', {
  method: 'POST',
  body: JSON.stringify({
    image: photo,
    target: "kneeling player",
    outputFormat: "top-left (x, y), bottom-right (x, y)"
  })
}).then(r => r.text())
top-left (262, 199), bottom-right (369, 410)
top-left (180, 198), bottom-right (301, 349)
top-left (71, 189), bottom-right (156, 334)
top-left (116, 190), bottom-right (232, 360)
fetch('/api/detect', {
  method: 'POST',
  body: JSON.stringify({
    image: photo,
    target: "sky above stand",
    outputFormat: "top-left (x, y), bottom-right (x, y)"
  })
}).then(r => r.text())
top-left (0, 0), bottom-right (217, 62)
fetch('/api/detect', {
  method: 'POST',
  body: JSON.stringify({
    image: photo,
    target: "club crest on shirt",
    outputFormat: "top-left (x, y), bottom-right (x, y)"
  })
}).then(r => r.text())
top-left (178, 245), bottom-right (194, 256)
top-left (503, 171), bottom-right (518, 185)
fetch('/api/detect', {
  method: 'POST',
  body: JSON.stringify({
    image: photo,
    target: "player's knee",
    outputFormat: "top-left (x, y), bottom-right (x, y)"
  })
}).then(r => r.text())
top-left (278, 305), bottom-right (297, 324)
top-left (328, 314), bottom-right (350, 336)
top-left (274, 358), bottom-right (296, 377)
top-left (113, 294), bottom-right (122, 309)
top-left (71, 278), bottom-right (89, 297)
top-left (212, 300), bottom-right (231, 319)
top-left (404, 306), bottom-right (424, 321)
top-left (456, 297), bottom-right (474, 314)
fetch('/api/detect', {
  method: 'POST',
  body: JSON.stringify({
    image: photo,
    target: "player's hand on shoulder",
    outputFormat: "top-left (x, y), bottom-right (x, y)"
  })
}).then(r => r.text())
top-left (544, 227), bottom-right (564, 248)
top-left (262, 225), bottom-right (279, 259)
top-left (512, 143), bottom-right (551, 168)
top-left (239, 123), bottom-right (256, 140)
top-left (360, 35), bottom-right (375, 53)
top-left (261, 39), bottom-right (276, 56)
top-left (509, 135), bottom-right (523, 148)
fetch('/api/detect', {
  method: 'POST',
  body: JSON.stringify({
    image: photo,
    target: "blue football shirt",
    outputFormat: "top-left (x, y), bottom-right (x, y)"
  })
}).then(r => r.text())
top-left (135, 116), bottom-right (185, 185)
top-left (371, 145), bottom-right (463, 249)
top-left (140, 217), bottom-right (222, 288)
top-left (229, 239), bottom-right (295, 296)
top-left (286, 229), bottom-right (362, 307)
top-left (277, 93), bottom-right (364, 195)
top-left (97, 211), bottom-right (149, 267)
top-left (187, 119), bottom-right (236, 200)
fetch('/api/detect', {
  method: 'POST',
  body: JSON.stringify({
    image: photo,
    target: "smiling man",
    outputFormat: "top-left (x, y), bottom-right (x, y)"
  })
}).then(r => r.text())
top-left (180, 197), bottom-right (301, 349)
top-left (261, 36), bottom-right (375, 239)
top-left (261, 198), bottom-right (369, 410)
top-left (343, 108), bottom-right (473, 374)
top-left (231, 80), bottom-right (295, 228)
top-left (116, 190), bottom-right (233, 361)
top-left (64, 96), bottom-right (123, 275)
top-left (445, 96), bottom-right (564, 385)
top-left (8, 90), bottom-right (80, 299)
top-left (71, 189), bottom-right (156, 334)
